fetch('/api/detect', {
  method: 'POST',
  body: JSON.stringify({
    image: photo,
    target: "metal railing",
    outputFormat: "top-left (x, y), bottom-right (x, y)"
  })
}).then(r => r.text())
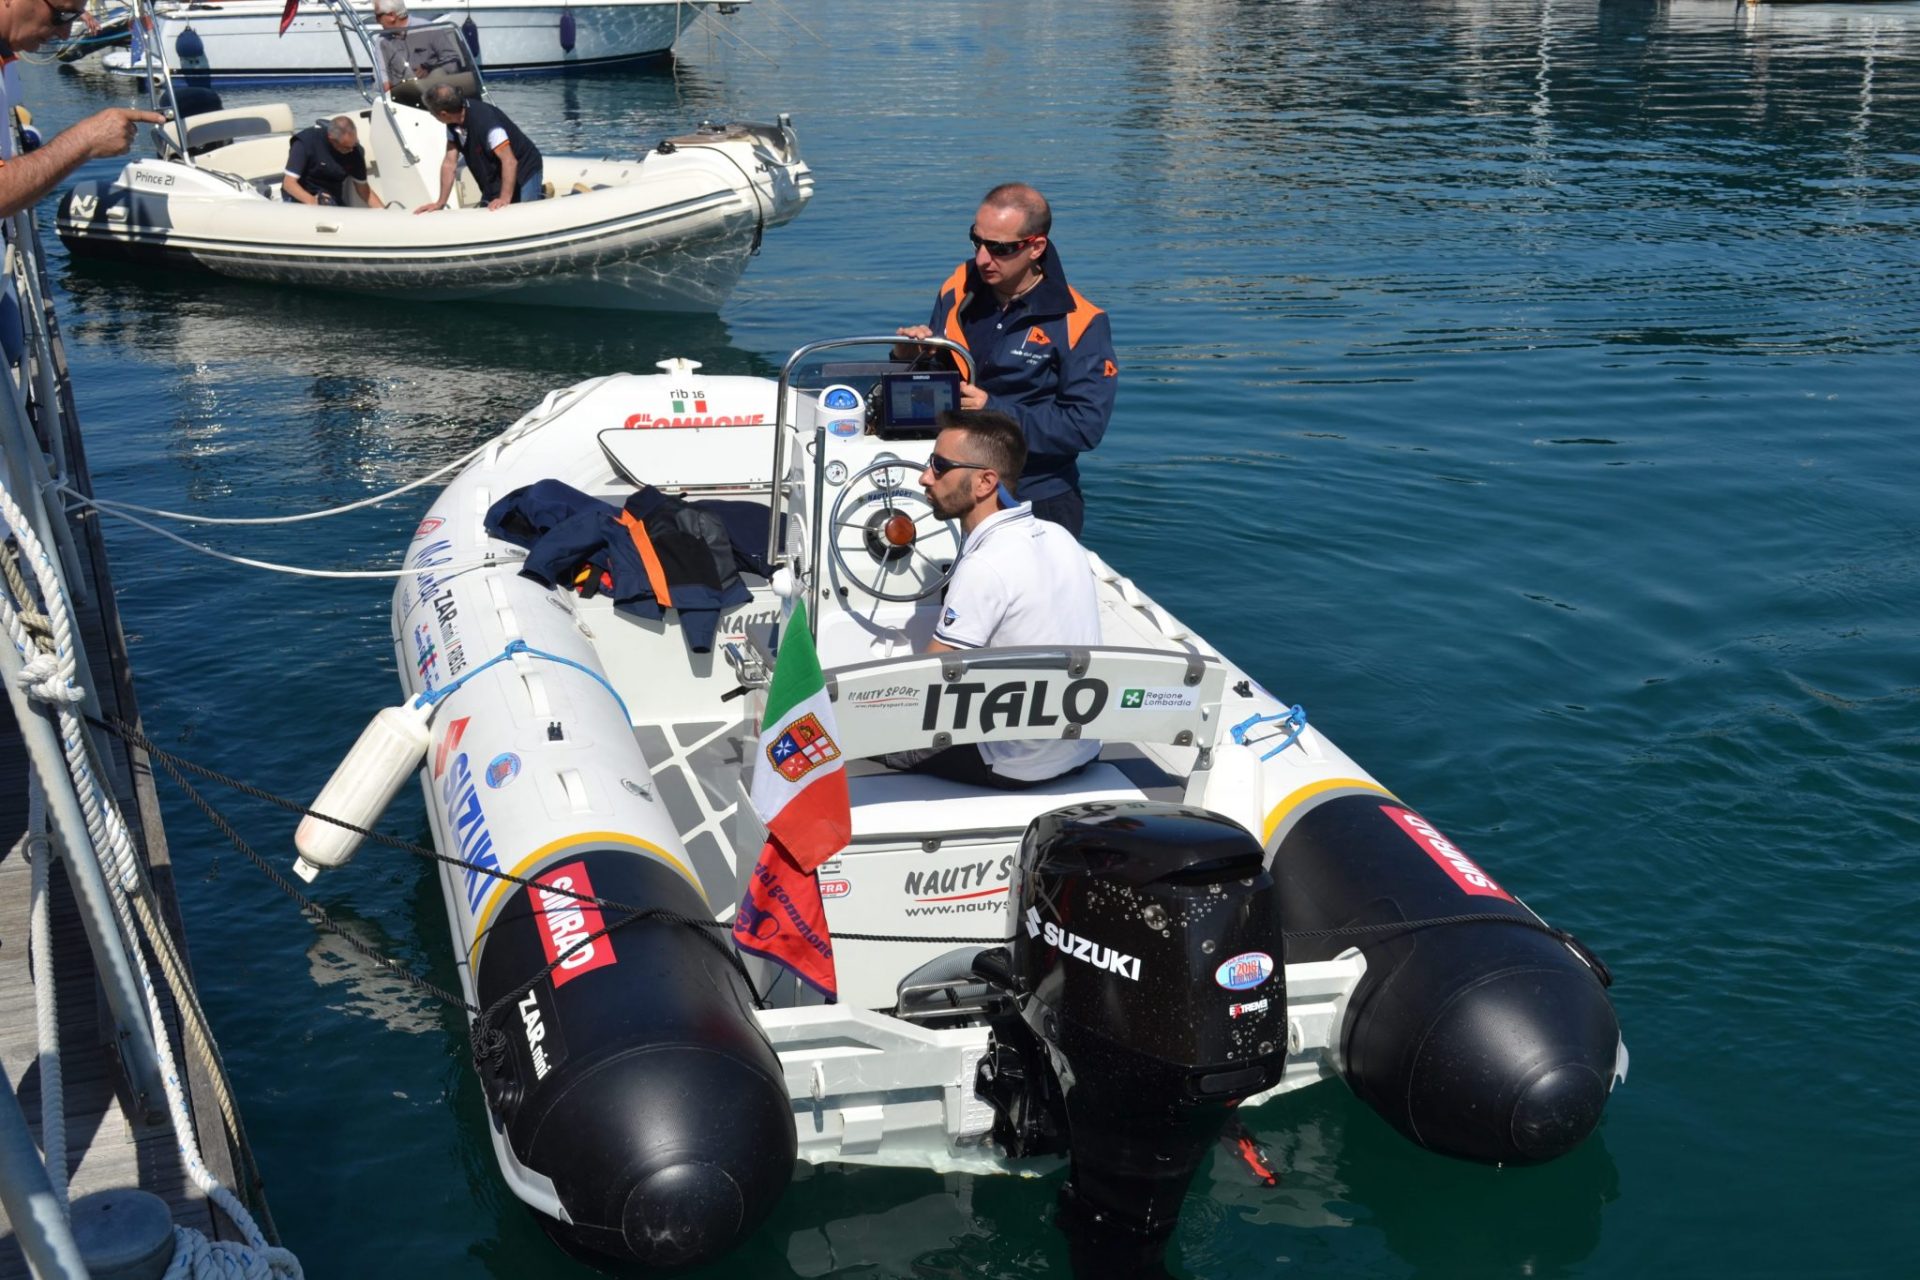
top-left (0, 190), bottom-right (171, 1278)
top-left (763, 335), bottom-right (975, 637)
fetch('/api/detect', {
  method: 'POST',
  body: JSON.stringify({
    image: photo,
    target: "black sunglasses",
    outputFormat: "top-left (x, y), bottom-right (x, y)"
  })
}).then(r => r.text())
top-left (969, 226), bottom-right (1039, 258)
top-left (43, 0), bottom-right (87, 22)
top-left (927, 453), bottom-right (990, 478)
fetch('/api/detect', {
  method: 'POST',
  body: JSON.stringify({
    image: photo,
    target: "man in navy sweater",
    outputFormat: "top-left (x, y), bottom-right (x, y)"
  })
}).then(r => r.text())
top-left (896, 183), bottom-right (1117, 536)
top-left (414, 84), bottom-right (543, 213)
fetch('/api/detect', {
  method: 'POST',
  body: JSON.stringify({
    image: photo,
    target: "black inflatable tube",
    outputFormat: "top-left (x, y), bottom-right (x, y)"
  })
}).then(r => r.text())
top-left (1272, 793), bottom-right (1620, 1164)
top-left (472, 849), bottom-right (794, 1269)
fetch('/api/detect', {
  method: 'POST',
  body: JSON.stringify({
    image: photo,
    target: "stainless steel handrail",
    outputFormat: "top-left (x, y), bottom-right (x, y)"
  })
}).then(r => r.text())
top-left (130, 0), bottom-right (472, 169)
top-left (763, 336), bottom-right (976, 636)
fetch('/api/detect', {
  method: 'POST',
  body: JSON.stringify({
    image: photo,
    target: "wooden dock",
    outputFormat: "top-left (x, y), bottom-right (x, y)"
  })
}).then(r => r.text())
top-left (0, 230), bottom-right (261, 1274)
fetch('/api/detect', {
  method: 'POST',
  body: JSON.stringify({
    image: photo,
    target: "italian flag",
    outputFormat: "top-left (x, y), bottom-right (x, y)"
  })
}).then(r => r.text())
top-left (733, 600), bottom-right (849, 997)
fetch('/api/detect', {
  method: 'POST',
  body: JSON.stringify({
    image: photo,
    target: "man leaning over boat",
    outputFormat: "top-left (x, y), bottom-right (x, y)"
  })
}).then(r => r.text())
top-left (0, 0), bottom-right (162, 219)
top-left (282, 115), bottom-right (384, 208)
top-left (415, 83), bottom-right (544, 213)
top-left (879, 409), bottom-right (1103, 790)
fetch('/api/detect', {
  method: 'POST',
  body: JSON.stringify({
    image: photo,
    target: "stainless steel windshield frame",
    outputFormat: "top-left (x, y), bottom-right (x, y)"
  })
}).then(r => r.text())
top-left (763, 336), bottom-right (976, 636)
top-left (129, 0), bottom-right (478, 169)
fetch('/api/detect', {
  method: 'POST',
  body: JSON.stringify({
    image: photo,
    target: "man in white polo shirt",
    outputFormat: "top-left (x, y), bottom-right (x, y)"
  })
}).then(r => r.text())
top-left (881, 409), bottom-right (1103, 789)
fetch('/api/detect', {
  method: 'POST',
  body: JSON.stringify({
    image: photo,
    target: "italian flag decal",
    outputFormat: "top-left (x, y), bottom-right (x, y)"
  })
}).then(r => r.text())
top-left (733, 600), bottom-right (850, 997)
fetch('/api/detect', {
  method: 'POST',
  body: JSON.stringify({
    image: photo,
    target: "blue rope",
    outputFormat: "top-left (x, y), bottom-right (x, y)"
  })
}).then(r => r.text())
top-left (1231, 704), bottom-right (1308, 761)
top-left (411, 638), bottom-right (632, 724)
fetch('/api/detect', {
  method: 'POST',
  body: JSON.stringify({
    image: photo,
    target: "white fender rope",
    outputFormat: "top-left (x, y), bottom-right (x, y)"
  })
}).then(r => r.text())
top-left (2, 478), bottom-right (303, 1279)
top-left (51, 372), bottom-right (613, 528)
top-left (51, 495), bottom-right (522, 580)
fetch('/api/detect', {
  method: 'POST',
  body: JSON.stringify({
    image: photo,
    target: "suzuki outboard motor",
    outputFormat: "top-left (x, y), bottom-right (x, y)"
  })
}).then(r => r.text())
top-left (980, 802), bottom-right (1287, 1276)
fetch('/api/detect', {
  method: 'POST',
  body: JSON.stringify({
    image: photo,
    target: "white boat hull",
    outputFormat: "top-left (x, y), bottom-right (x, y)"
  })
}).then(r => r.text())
top-left (103, 0), bottom-right (723, 79)
top-left (290, 338), bottom-right (1624, 1267)
top-left (57, 111), bottom-right (812, 312)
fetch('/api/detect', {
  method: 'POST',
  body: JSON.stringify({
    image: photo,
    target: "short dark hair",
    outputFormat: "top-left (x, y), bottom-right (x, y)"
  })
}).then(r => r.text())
top-left (424, 83), bottom-right (467, 115)
top-left (937, 409), bottom-right (1026, 490)
top-left (981, 182), bottom-right (1051, 239)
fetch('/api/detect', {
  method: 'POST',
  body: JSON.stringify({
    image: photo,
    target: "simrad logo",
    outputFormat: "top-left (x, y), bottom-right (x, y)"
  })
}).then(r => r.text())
top-left (1025, 906), bottom-right (1140, 981)
top-left (532, 862), bottom-right (615, 987)
top-left (1381, 806), bottom-right (1513, 902)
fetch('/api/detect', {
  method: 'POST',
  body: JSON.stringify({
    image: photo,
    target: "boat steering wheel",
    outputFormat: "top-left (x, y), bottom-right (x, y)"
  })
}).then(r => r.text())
top-left (827, 457), bottom-right (962, 602)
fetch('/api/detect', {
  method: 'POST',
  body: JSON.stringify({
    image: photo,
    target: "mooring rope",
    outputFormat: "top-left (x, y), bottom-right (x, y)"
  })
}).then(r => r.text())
top-left (0, 479), bottom-right (302, 1278)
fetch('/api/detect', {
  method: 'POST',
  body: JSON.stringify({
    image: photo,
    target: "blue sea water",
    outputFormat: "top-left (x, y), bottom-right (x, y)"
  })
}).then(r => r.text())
top-left (16, 0), bottom-right (1920, 1274)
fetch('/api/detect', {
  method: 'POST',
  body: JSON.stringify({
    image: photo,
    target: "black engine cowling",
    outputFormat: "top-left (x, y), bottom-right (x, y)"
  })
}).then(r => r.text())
top-left (980, 802), bottom-right (1287, 1274)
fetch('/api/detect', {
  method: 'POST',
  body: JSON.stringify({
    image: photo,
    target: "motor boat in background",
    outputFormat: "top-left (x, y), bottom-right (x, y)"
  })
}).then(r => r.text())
top-left (99, 0), bottom-right (740, 79)
top-left (57, 2), bottom-right (811, 311)
top-left (295, 334), bottom-right (1627, 1273)
top-left (56, 0), bottom-right (136, 63)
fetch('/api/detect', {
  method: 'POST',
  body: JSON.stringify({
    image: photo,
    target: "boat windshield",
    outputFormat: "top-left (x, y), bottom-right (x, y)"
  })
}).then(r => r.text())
top-left (378, 21), bottom-right (482, 108)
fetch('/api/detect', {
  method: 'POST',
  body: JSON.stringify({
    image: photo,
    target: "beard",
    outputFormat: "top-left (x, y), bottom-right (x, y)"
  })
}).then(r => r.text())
top-left (926, 483), bottom-right (976, 523)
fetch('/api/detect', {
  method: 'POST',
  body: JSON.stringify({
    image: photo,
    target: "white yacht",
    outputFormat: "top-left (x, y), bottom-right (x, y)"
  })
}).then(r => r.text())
top-left (99, 0), bottom-right (736, 79)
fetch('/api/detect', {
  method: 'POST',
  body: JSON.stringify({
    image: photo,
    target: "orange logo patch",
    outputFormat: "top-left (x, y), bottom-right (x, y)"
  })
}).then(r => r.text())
top-left (1102, 360), bottom-right (1118, 378)
top-left (1026, 326), bottom-right (1051, 346)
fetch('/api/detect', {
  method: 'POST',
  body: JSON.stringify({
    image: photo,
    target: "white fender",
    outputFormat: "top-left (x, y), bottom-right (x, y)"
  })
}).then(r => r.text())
top-left (294, 699), bottom-right (433, 881)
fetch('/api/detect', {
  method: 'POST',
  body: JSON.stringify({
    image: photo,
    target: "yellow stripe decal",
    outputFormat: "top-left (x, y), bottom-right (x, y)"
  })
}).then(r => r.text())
top-left (1261, 777), bottom-right (1397, 847)
top-left (467, 830), bottom-right (707, 964)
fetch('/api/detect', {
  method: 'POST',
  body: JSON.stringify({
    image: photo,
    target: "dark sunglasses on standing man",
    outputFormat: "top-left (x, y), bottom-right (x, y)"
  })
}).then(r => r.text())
top-left (969, 227), bottom-right (1040, 258)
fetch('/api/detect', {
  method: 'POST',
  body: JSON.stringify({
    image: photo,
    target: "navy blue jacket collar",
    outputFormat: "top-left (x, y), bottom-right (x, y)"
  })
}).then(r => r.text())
top-left (958, 241), bottom-right (1076, 320)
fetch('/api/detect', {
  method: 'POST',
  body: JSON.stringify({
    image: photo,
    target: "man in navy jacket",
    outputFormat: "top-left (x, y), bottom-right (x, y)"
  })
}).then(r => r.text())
top-left (896, 183), bottom-right (1117, 535)
top-left (415, 84), bottom-right (544, 212)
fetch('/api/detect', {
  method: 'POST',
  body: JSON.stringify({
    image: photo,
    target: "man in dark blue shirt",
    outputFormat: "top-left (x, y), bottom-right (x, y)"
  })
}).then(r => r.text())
top-left (414, 84), bottom-right (543, 213)
top-left (282, 116), bottom-right (380, 207)
top-left (896, 183), bottom-right (1117, 536)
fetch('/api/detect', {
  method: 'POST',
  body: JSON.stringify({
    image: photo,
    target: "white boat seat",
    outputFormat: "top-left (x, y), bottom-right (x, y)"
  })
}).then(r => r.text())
top-left (847, 762), bottom-right (1149, 842)
top-left (180, 103), bottom-right (296, 157)
top-left (599, 424), bottom-right (779, 492)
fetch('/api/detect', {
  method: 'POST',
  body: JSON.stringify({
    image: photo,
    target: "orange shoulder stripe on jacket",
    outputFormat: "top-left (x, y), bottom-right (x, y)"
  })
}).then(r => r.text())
top-left (1065, 286), bottom-right (1105, 350)
top-left (617, 510), bottom-right (673, 608)
top-left (938, 263), bottom-right (972, 352)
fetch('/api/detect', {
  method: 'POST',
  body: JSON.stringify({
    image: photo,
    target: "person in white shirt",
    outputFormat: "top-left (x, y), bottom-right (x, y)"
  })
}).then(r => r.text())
top-left (882, 409), bottom-right (1104, 789)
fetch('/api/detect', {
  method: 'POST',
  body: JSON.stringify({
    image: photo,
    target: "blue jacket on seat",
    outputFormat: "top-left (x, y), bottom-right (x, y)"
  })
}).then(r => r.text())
top-left (484, 479), bottom-right (763, 652)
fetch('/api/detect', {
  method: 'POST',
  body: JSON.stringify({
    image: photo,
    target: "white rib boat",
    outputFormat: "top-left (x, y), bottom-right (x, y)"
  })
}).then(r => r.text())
top-left (294, 333), bottom-right (1626, 1273)
top-left (99, 0), bottom-right (735, 79)
top-left (57, 12), bottom-right (812, 311)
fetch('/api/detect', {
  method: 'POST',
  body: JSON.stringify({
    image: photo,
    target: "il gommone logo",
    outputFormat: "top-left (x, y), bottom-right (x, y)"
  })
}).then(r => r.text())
top-left (1380, 806), bottom-right (1513, 901)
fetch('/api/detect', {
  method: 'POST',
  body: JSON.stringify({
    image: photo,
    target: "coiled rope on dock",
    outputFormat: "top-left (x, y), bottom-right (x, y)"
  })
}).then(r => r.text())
top-left (0, 480), bottom-right (303, 1279)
